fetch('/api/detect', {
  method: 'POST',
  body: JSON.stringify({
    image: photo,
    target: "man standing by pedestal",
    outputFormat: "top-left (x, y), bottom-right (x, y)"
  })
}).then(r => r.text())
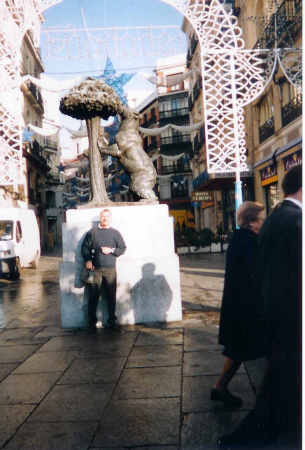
top-left (81, 209), bottom-right (126, 330)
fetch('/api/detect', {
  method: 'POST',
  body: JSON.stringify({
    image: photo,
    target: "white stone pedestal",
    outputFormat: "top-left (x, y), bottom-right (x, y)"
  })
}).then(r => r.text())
top-left (60, 204), bottom-right (182, 328)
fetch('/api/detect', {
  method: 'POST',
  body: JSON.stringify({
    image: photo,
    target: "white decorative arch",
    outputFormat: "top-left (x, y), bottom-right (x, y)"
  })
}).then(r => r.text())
top-left (0, 0), bottom-right (301, 193)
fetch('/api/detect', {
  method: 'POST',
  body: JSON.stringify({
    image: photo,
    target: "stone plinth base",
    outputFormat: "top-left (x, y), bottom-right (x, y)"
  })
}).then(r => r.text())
top-left (60, 204), bottom-right (182, 328)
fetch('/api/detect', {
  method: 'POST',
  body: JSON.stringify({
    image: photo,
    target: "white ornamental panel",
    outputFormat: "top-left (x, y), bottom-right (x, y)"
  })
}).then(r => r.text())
top-left (163, 0), bottom-right (276, 174)
top-left (0, 0), bottom-right (301, 187)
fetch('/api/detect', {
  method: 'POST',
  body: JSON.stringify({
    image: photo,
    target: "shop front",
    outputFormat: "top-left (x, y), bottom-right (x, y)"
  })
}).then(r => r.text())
top-left (192, 170), bottom-right (254, 233)
top-left (282, 149), bottom-right (302, 173)
top-left (255, 137), bottom-right (302, 213)
top-left (260, 163), bottom-right (280, 214)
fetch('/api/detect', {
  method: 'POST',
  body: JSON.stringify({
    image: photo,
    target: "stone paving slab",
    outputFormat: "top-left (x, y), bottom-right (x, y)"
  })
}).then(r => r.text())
top-left (127, 344), bottom-right (182, 368)
top-left (181, 410), bottom-right (249, 450)
top-left (28, 384), bottom-right (114, 422)
top-left (0, 344), bottom-right (40, 363)
top-left (93, 398), bottom-right (180, 447)
top-left (135, 328), bottom-right (183, 346)
top-left (58, 356), bottom-right (127, 384)
top-left (0, 405), bottom-right (35, 448)
top-left (183, 350), bottom-right (245, 376)
top-left (0, 254), bottom-right (272, 450)
top-left (0, 372), bottom-right (61, 405)
top-left (12, 351), bottom-right (78, 374)
top-left (37, 332), bottom-right (137, 357)
top-left (184, 327), bottom-right (219, 351)
top-left (33, 326), bottom-right (77, 339)
top-left (0, 364), bottom-right (18, 382)
top-left (4, 421), bottom-right (98, 450)
top-left (114, 366), bottom-right (181, 399)
top-left (183, 374), bottom-right (256, 413)
top-left (0, 327), bottom-right (46, 345)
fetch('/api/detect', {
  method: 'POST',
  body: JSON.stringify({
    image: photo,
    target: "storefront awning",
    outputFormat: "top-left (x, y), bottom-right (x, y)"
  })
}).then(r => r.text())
top-left (194, 171), bottom-right (253, 191)
top-left (253, 137), bottom-right (302, 169)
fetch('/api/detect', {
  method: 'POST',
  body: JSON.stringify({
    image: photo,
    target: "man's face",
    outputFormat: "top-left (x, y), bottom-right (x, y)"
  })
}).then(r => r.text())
top-left (100, 211), bottom-right (111, 228)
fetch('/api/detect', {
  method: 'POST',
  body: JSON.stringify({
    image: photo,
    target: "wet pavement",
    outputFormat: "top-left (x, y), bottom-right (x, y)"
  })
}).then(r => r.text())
top-left (0, 251), bottom-right (258, 450)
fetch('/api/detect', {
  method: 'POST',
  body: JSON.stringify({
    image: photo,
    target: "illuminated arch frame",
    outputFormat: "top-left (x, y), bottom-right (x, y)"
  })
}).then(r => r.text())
top-left (0, 0), bottom-right (301, 208)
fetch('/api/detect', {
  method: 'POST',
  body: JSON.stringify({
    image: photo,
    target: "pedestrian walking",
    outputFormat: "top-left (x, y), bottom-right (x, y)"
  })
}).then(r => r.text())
top-left (81, 209), bottom-right (126, 330)
top-left (217, 164), bottom-right (302, 449)
top-left (211, 201), bottom-right (266, 408)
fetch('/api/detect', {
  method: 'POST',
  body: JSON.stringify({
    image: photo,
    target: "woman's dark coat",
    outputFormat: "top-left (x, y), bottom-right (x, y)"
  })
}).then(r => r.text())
top-left (219, 228), bottom-right (265, 361)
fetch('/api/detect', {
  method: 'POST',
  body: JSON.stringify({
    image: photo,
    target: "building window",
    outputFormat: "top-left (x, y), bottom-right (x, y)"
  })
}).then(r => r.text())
top-left (258, 93), bottom-right (274, 142)
top-left (46, 190), bottom-right (56, 208)
top-left (280, 81), bottom-right (302, 127)
top-left (166, 73), bottom-right (184, 92)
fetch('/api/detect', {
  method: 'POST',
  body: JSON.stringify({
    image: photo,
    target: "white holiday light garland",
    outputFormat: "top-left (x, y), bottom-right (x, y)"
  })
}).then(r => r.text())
top-left (0, 0), bottom-right (301, 190)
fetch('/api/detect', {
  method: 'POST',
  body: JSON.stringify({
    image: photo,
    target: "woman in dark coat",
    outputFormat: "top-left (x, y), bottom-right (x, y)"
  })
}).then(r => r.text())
top-left (211, 201), bottom-right (265, 408)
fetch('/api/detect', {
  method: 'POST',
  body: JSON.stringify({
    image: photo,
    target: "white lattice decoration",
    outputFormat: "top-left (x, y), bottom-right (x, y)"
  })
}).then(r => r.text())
top-left (0, 0), bottom-right (56, 186)
top-left (40, 0), bottom-right (63, 12)
top-left (0, 0), bottom-right (301, 186)
top-left (164, 0), bottom-right (272, 174)
top-left (278, 48), bottom-right (302, 91)
top-left (0, 104), bottom-right (23, 185)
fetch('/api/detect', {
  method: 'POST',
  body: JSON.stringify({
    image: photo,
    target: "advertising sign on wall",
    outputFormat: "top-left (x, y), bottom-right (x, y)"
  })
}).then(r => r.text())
top-left (283, 150), bottom-right (302, 172)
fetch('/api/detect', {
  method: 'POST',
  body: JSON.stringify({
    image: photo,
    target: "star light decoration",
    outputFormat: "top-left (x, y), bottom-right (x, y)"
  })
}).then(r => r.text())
top-left (95, 57), bottom-right (135, 106)
top-left (0, 0), bottom-right (301, 199)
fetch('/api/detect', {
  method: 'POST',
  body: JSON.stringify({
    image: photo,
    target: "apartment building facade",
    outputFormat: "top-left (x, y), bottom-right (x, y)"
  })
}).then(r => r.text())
top-left (182, 0), bottom-right (301, 234)
top-left (240, 0), bottom-right (302, 213)
top-left (138, 55), bottom-right (195, 230)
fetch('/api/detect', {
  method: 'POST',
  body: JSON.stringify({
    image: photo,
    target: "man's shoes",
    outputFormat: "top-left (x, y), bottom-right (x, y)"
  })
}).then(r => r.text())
top-left (211, 388), bottom-right (243, 408)
top-left (104, 321), bottom-right (121, 331)
top-left (87, 325), bottom-right (97, 333)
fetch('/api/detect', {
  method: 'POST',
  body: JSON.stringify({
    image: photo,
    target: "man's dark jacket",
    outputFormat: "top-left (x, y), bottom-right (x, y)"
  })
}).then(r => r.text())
top-left (81, 226), bottom-right (126, 268)
top-left (258, 199), bottom-right (302, 351)
top-left (257, 199), bottom-right (302, 443)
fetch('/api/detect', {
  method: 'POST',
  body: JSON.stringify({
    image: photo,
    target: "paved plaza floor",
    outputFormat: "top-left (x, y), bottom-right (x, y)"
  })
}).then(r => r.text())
top-left (0, 252), bottom-right (260, 450)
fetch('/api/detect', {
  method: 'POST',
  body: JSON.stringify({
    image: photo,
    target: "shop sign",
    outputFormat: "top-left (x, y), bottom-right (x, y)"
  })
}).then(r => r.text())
top-left (191, 190), bottom-right (213, 202)
top-left (283, 150), bottom-right (302, 172)
top-left (214, 171), bottom-right (251, 178)
top-left (260, 163), bottom-right (278, 187)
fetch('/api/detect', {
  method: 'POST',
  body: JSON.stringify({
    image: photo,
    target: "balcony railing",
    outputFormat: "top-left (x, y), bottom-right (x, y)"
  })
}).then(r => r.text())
top-left (254, 0), bottom-right (302, 49)
top-left (186, 34), bottom-right (199, 67)
top-left (160, 134), bottom-right (191, 146)
top-left (27, 81), bottom-right (44, 110)
top-left (193, 127), bottom-right (205, 154)
top-left (192, 170), bottom-right (209, 190)
top-left (159, 162), bottom-right (192, 175)
top-left (24, 140), bottom-right (48, 167)
top-left (259, 117), bottom-right (275, 142)
top-left (193, 78), bottom-right (202, 103)
top-left (281, 94), bottom-right (302, 127)
top-left (188, 94), bottom-right (194, 111)
top-left (159, 108), bottom-right (189, 120)
top-left (43, 138), bottom-right (57, 151)
top-left (142, 115), bottom-right (157, 128)
top-left (144, 137), bottom-right (158, 153)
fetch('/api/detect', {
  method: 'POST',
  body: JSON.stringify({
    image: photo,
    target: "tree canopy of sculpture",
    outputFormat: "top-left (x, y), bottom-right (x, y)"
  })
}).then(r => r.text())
top-left (59, 77), bottom-right (157, 206)
top-left (60, 77), bottom-right (123, 120)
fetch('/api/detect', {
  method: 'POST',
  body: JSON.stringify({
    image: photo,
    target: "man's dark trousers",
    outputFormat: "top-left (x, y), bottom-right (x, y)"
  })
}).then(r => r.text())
top-left (88, 268), bottom-right (117, 327)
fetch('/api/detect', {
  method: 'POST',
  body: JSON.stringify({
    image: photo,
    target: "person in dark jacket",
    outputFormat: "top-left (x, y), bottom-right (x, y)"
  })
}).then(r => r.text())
top-left (217, 165), bottom-right (302, 449)
top-left (81, 208), bottom-right (126, 330)
top-left (211, 201), bottom-right (265, 408)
